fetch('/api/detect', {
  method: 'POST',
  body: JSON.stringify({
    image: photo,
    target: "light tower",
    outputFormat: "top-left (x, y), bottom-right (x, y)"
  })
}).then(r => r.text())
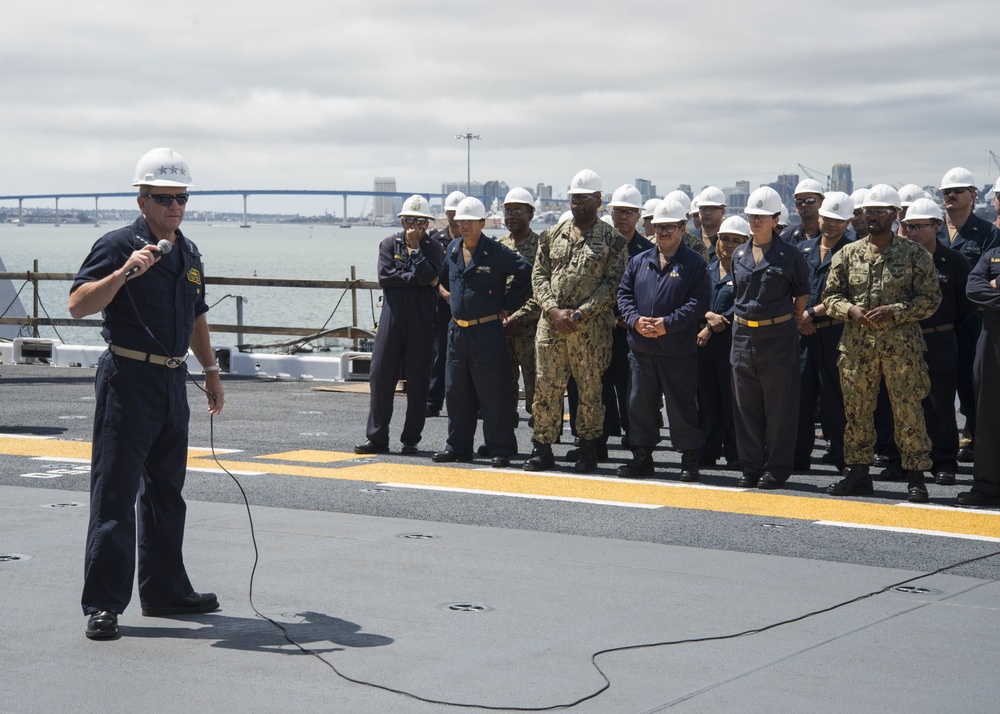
top-left (455, 130), bottom-right (483, 195)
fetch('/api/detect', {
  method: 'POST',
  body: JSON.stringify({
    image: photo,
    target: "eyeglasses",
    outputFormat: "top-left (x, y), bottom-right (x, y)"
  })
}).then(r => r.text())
top-left (717, 235), bottom-right (745, 244)
top-left (863, 207), bottom-right (896, 217)
top-left (941, 187), bottom-right (969, 196)
top-left (652, 224), bottom-right (684, 234)
top-left (503, 208), bottom-right (530, 217)
top-left (794, 197), bottom-right (819, 206)
top-left (904, 222), bottom-right (937, 231)
top-left (402, 217), bottom-right (429, 226)
top-left (611, 208), bottom-right (639, 216)
top-left (570, 194), bottom-right (597, 204)
top-left (143, 193), bottom-right (189, 206)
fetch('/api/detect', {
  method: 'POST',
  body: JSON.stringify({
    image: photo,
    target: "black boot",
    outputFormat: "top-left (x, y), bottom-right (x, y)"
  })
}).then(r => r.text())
top-left (827, 464), bottom-right (874, 496)
top-left (574, 439), bottom-right (598, 473)
top-left (617, 446), bottom-right (654, 478)
top-left (906, 470), bottom-right (929, 503)
top-left (523, 442), bottom-right (555, 472)
top-left (679, 452), bottom-right (700, 482)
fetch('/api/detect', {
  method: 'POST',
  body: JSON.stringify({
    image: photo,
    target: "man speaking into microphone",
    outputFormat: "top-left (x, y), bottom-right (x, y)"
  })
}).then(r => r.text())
top-left (69, 148), bottom-right (225, 640)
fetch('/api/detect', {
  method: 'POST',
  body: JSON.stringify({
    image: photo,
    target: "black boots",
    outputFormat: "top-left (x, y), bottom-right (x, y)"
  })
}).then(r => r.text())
top-left (617, 446), bottom-right (654, 478)
top-left (679, 452), bottom-right (700, 482)
top-left (827, 464), bottom-right (874, 496)
top-left (523, 442), bottom-right (555, 472)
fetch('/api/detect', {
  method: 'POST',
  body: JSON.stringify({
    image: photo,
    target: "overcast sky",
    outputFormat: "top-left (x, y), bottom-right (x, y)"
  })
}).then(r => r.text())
top-left (2, 0), bottom-right (998, 215)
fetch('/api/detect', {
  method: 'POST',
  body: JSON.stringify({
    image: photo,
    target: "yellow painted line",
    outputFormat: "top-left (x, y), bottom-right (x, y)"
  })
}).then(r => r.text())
top-left (1, 437), bottom-right (243, 471)
top-left (256, 449), bottom-right (365, 464)
top-left (5, 436), bottom-right (1000, 540)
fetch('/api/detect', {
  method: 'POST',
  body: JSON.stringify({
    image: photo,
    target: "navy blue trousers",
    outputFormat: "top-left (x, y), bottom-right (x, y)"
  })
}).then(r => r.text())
top-left (426, 295), bottom-right (451, 412)
top-left (366, 298), bottom-right (435, 445)
top-left (628, 350), bottom-right (704, 452)
top-left (972, 314), bottom-right (1000, 495)
top-left (82, 352), bottom-right (194, 615)
top-left (697, 329), bottom-right (738, 463)
top-left (794, 323), bottom-right (846, 469)
top-left (731, 321), bottom-right (800, 483)
top-left (445, 321), bottom-right (517, 456)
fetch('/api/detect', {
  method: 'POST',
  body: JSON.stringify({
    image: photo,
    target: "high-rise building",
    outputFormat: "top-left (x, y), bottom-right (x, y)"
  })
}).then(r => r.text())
top-left (635, 178), bottom-right (657, 202)
top-left (536, 183), bottom-right (552, 200)
top-left (482, 180), bottom-right (510, 210)
top-left (677, 184), bottom-right (693, 198)
top-left (831, 163), bottom-right (853, 193)
top-left (769, 174), bottom-right (799, 207)
top-left (725, 181), bottom-right (751, 212)
top-left (373, 177), bottom-right (398, 219)
top-left (443, 180), bottom-right (484, 197)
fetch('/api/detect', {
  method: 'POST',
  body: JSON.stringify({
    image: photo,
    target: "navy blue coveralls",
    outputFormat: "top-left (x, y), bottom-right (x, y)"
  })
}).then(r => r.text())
top-left (567, 230), bottom-right (652, 446)
top-left (618, 242), bottom-right (710, 452)
top-left (794, 235), bottom-right (852, 471)
top-left (780, 224), bottom-right (820, 246)
top-left (966, 248), bottom-right (1000, 497)
top-left (427, 227), bottom-right (458, 413)
top-left (73, 217), bottom-right (208, 615)
top-left (875, 242), bottom-right (973, 474)
top-left (697, 258), bottom-right (739, 464)
top-left (443, 235), bottom-right (531, 457)
top-left (730, 234), bottom-right (810, 484)
top-left (366, 231), bottom-right (444, 447)
top-left (937, 214), bottom-right (1000, 447)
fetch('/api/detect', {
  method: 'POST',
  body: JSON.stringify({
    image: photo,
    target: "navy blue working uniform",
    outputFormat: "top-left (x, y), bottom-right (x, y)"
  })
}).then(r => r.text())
top-left (366, 231), bottom-right (444, 447)
top-left (568, 230), bottom-right (652, 448)
top-left (618, 242), bottom-right (710, 453)
top-left (965, 248), bottom-right (1000, 499)
top-left (780, 224), bottom-right (820, 246)
top-left (938, 214), bottom-right (1000, 448)
top-left (794, 235), bottom-right (852, 471)
top-left (730, 235), bottom-right (810, 484)
top-left (74, 216), bottom-right (208, 615)
top-left (443, 236), bottom-right (531, 457)
top-left (697, 258), bottom-right (739, 464)
top-left (427, 227), bottom-right (458, 414)
top-left (875, 242), bottom-right (973, 476)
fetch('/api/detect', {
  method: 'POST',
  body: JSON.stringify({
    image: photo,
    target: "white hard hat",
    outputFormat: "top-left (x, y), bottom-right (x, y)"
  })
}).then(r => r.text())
top-left (444, 191), bottom-right (467, 212)
top-left (698, 186), bottom-right (727, 207)
top-left (850, 188), bottom-right (868, 210)
top-left (719, 216), bottom-right (751, 238)
top-left (608, 184), bottom-right (643, 210)
top-left (778, 203), bottom-right (789, 226)
top-left (568, 169), bottom-right (602, 194)
top-left (898, 184), bottom-right (924, 207)
top-left (132, 147), bottom-right (194, 187)
top-left (862, 184), bottom-right (901, 208)
top-left (940, 167), bottom-right (976, 191)
top-left (651, 197), bottom-right (689, 224)
top-left (664, 190), bottom-right (692, 213)
top-left (993, 177), bottom-right (1000, 194)
top-left (744, 187), bottom-right (782, 215)
top-left (901, 198), bottom-right (943, 223)
top-left (558, 210), bottom-right (573, 223)
top-left (453, 197), bottom-right (487, 220)
top-left (819, 192), bottom-right (854, 221)
top-left (398, 194), bottom-right (435, 219)
top-left (503, 187), bottom-right (534, 207)
top-left (690, 198), bottom-right (700, 214)
top-left (600, 214), bottom-right (615, 226)
top-left (641, 198), bottom-right (661, 219)
top-left (793, 178), bottom-right (824, 197)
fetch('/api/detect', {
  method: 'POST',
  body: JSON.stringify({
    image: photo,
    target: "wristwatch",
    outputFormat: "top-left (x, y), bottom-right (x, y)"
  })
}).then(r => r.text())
top-left (571, 310), bottom-right (583, 322)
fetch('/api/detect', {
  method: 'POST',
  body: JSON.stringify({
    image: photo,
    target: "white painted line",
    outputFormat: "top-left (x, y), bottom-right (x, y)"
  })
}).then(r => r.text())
top-left (187, 467), bottom-right (264, 476)
top-left (896, 502), bottom-right (1000, 516)
top-left (0, 433), bottom-right (55, 440)
top-left (189, 447), bottom-right (244, 455)
top-left (816, 520), bottom-right (1000, 543)
top-left (32, 457), bottom-right (90, 464)
top-left (380, 482), bottom-right (662, 509)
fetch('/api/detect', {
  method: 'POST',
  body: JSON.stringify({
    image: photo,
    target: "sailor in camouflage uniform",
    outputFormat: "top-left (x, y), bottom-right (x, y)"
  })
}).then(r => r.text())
top-left (524, 169), bottom-right (628, 473)
top-left (823, 185), bottom-right (942, 502)
top-left (497, 188), bottom-right (541, 422)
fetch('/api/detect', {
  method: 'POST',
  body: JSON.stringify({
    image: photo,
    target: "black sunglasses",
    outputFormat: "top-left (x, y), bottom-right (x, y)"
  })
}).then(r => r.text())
top-left (794, 197), bottom-right (819, 206)
top-left (144, 193), bottom-right (189, 206)
top-left (941, 187), bottom-right (968, 196)
top-left (403, 217), bottom-right (429, 226)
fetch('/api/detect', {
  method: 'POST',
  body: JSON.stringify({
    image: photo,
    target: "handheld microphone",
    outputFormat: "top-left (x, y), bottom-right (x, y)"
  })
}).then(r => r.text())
top-left (125, 239), bottom-right (172, 279)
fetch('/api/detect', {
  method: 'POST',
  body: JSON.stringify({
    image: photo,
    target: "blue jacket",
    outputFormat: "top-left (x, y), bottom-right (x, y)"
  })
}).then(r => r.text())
top-left (937, 212), bottom-right (1000, 264)
top-left (618, 241), bottom-right (711, 356)
top-left (446, 235), bottom-right (531, 321)
top-left (731, 234), bottom-right (810, 321)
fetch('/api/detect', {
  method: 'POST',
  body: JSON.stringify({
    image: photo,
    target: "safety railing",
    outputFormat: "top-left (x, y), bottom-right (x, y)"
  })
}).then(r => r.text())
top-left (0, 262), bottom-right (380, 349)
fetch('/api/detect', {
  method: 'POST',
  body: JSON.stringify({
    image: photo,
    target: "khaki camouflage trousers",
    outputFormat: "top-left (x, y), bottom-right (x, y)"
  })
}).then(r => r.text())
top-left (508, 329), bottom-right (537, 416)
top-left (532, 317), bottom-right (613, 443)
top-left (838, 328), bottom-right (932, 471)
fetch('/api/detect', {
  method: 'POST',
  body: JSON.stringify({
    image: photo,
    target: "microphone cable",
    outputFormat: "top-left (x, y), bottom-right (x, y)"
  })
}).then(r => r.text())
top-left (123, 275), bottom-right (1000, 712)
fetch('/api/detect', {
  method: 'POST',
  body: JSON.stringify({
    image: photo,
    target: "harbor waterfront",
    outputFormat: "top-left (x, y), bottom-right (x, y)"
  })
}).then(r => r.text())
top-left (0, 220), bottom-right (509, 349)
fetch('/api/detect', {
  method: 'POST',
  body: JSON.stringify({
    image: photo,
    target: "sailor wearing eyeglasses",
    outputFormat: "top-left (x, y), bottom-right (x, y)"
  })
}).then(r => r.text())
top-left (355, 195), bottom-right (444, 456)
top-left (69, 148), bottom-right (224, 640)
top-left (780, 179), bottom-right (825, 245)
top-left (935, 168), bottom-right (1000, 464)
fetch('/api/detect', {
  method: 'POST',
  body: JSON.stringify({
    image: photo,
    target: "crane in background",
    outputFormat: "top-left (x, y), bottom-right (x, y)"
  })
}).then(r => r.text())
top-left (797, 163), bottom-right (834, 192)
